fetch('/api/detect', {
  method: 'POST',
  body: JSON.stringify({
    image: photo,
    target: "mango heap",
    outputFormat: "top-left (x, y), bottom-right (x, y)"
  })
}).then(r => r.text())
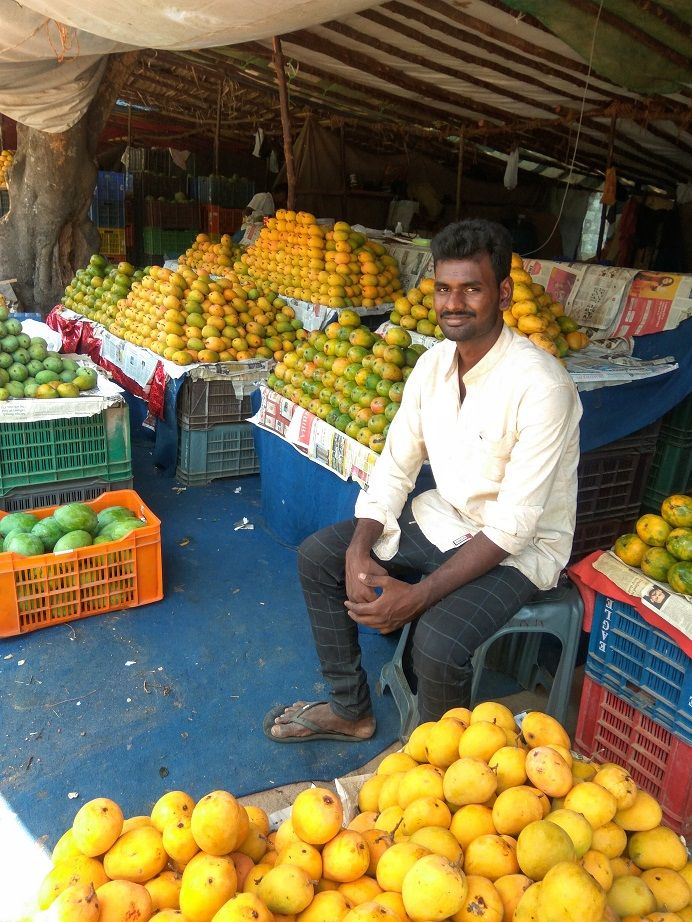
top-left (33, 705), bottom-right (691, 922)
top-left (0, 148), bottom-right (14, 186)
top-left (0, 305), bottom-right (98, 401)
top-left (503, 255), bottom-right (589, 357)
top-left (178, 234), bottom-right (243, 278)
top-left (62, 254), bottom-right (139, 326)
top-left (614, 493), bottom-right (692, 594)
top-left (62, 259), bottom-right (307, 366)
top-left (238, 209), bottom-right (404, 309)
top-left (267, 310), bottom-right (426, 453)
top-left (0, 501), bottom-right (146, 558)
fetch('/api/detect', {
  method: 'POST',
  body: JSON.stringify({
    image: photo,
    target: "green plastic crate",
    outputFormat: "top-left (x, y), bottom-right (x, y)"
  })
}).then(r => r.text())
top-left (0, 404), bottom-right (132, 495)
top-left (176, 421), bottom-right (258, 486)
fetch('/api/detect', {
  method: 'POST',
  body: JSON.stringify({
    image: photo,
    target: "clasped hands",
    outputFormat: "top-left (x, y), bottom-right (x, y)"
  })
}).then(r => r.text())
top-left (344, 552), bottom-right (426, 635)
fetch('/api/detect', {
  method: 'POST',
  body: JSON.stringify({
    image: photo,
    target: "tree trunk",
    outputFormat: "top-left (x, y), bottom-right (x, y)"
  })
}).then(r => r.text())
top-left (0, 52), bottom-right (139, 315)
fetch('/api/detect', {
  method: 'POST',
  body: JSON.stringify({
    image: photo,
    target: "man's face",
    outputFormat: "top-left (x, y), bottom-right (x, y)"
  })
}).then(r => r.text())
top-left (434, 253), bottom-right (512, 344)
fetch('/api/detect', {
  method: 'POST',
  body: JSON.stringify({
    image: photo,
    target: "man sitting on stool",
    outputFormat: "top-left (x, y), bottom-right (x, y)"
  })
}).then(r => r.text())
top-left (264, 219), bottom-right (582, 743)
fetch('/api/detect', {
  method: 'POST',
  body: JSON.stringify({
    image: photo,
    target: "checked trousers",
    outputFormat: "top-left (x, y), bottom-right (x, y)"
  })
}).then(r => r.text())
top-left (297, 500), bottom-right (537, 723)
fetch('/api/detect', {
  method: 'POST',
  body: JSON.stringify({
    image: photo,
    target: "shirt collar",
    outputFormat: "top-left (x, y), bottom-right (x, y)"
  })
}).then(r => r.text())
top-left (442, 323), bottom-right (515, 383)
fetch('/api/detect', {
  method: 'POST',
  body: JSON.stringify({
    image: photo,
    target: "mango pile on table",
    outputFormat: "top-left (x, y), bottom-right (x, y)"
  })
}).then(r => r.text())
top-left (62, 259), bottom-right (307, 366)
top-left (614, 493), bottom-right (692, 594)
top-left (62, 254), bottom-right (140, 326)
top-left (267, 309), bottom-right (427, 452)
top-left (237, 209), bottom-right (404, 309)
top-left (33, 705), bottom-right (691, 922)
top-left (178, 234), bottom-right (243, 278)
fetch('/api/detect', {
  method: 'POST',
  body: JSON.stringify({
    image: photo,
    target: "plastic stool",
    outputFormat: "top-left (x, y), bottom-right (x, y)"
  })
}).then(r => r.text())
top-left (377, 581), bottom-right (584, 741)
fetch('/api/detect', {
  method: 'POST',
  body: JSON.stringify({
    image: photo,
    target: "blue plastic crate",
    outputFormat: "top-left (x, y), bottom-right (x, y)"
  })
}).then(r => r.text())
top-left (586, 593), bottom-right (692, 743)
top-left (176, 421), bottom-right (259, 486)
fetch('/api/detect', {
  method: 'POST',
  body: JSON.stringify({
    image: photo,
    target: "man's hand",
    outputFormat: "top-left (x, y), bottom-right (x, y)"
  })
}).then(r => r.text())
top-left (345, 573), bottom-right (424, 634)
top-left (345, 549), bottom-right (388, 604)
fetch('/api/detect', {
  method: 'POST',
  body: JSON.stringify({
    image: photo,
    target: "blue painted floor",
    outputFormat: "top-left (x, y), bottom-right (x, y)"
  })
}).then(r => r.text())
top-left (0, 437), bottom-right (403, 851)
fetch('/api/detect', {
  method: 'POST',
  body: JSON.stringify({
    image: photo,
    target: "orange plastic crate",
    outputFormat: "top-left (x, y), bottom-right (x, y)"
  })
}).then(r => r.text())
top-left (0, 490), bottom-right (163, 637)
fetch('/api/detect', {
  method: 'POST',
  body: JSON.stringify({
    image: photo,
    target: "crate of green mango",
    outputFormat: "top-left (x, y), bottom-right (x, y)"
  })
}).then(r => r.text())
top-left (0, 491), bottom-right (163, 636)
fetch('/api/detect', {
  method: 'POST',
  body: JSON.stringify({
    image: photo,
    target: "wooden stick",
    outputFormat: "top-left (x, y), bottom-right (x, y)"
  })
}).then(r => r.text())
top-left (214, 80), bottom-right (222, 174)
top-left (272, 35), bottom-right (296, 210)
top-left (455, 130), bottom-right (465, 221)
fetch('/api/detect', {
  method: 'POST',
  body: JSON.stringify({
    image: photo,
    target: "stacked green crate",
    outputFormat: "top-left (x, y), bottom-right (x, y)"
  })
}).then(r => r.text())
top-left (641, 394), bottom-right (692, 512)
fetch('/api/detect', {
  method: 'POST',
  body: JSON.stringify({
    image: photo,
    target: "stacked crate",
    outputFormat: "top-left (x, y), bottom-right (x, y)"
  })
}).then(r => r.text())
top-left (90, 171), bottom-right (134, 263)
top-left (175, 377), bottom-right (259, 486)
top-left (641, 394), bottom-right (692, 513)
top-left (569, 422), bottom-right (660, 564)
top-left (0, 404), bottom-right (134, 512)
top-left (576, 593), bottom-right (691, 838)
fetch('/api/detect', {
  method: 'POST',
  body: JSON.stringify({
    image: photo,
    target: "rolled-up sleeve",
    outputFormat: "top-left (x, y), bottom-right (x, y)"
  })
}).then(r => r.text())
top-left (354, 369), bottom-right (427, 558)
top-left (482, 382), bottom-right (582, 555)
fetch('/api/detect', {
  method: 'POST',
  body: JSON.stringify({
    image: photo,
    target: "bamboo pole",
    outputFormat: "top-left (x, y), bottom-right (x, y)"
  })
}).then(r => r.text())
top-left (272, 35), bottom-right (296, 210)
top-left (214, 80), bottom-right (222, 174)
top-left (455, 130), bottom-right (465, 221)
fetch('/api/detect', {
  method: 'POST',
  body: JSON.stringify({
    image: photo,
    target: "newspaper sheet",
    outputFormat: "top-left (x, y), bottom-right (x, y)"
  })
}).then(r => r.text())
top-left (284, 297), bottom-right (392, 332)
top-left (249, 386), bottom-right (378, 486)
top-left (524, 259), bottom-right (692, 338)
top-left (592, 551), bottom-right (691, 641)
top-left (563, 344), bottom-right (678, 388)
top-left (381, 240), bottom-right (433, 291)
top-left (0, 356), bottom-right (125, 423)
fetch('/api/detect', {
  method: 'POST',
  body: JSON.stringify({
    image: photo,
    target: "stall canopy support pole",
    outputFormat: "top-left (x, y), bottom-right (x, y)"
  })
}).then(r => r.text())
top-left (597, 114), bottom-right (617, 260)
top-left (272, 35), bottom-right (297, 210)
top-left (455, 130), bottom-right (465, 221)
top-left (214, 81), bottom-right (222, 175)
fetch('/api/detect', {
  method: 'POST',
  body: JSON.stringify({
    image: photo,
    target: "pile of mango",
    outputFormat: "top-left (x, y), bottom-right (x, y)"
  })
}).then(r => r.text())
top-left (614, 493), bottom-right (692, 594)
top-left (32, 706), bottom-right (690, 922)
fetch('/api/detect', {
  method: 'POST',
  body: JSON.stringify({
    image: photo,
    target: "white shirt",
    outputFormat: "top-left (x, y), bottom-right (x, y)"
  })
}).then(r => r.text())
top-left (354, 324), bottom-right (583, 590)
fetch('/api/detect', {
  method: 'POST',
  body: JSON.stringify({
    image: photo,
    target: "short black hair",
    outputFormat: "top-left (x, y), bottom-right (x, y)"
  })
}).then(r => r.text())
top-left (431, 219), bottom-right (512, 286)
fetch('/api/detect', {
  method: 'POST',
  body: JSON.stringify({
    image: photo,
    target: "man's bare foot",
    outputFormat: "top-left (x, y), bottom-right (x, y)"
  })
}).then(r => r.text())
top-left (267, 700), bottom-right (375, 741)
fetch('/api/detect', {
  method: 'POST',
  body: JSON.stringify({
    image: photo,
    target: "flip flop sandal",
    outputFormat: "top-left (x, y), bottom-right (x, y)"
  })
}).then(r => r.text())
top-left (262, 701), bottom-right (373, 743)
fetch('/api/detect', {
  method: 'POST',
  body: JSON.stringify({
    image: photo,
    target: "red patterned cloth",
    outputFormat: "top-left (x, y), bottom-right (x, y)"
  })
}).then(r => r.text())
top-left (569, 551), bottom-right (691, 657)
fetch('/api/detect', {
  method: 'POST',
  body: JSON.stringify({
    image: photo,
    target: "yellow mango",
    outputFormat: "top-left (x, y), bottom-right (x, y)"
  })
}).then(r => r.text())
top-left (545, 809), bottom-right (593, 859)
top-left (640, 869), bottom-right (690, 912)
top-left (492, 787), bottom-right (544, 836)
top-left (511, 300), bottom-right (538, 319)
top-left (72, 798), bottom-right (124, 858)
top-left (525, 747), bottom-right (573, 797)
top-left (257, 863), bottom-right (314, 916)
top-left (628, 827), bottom-right (687, 870)
top-left (42, 883), bottom-right (100, 922)
top-left (522, 712), bottom-right (570, 749)
top-left (211, 892), bottom-right (274, 921)
top-left (38, 856), bottom-right (109, 910)
top-left (580, 849), bottom-right (613, 891)
top-left (180, 852), bottom-right (238, 922)
top-left (103, 826), bottom-right (167, 884)
top-left (606, 876), bottom-right (656, 917)
top-left (590, 821), bottom-right (627, 859)
top-left (96, 879), bottom-right (153, 922)
top-left (514, 881), bottom-right (542, 922)
top-left (564, 782), bottom-right (618, 830)
top-left (191, 791), bottom-right (249, 856)
top-left (401, 854), bottom-right (467, 921)
top-left (593, 765), bottom-right (638, 811)
top-left (145, 870), bottom-right (183, 911)
top-left (614, 791), bottom-right (663, 832)
top-left (464, 834), bottom-right (519, 881)
top-left (537, 862), bottom-right (605, 922)
top-left (516, 820), bottom-right (575, 881)
top-left (151, 792), bottom-right (195, 833)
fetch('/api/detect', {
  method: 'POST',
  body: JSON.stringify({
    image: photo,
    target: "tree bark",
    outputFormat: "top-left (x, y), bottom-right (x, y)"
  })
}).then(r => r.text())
top-left (0, 52), bottom-right (139, 315)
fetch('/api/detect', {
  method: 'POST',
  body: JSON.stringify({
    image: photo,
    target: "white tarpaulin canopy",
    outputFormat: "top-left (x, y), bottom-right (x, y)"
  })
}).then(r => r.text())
top-left (0, 0), bottom-right (376, 130)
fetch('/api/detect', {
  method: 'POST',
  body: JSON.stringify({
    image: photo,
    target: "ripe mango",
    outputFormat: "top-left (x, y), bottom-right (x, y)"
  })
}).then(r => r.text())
top-left (606, 876), bottom-right (656, 917)
top-left (590, 821), bottom-right (627, 859)
top-left (471, 701), bottom-right (516, 734)
top-left (514, 881), bottom-right (542, 922)
top-left (144, 870), bottom-right (183, 911)
top-left (464, 834), bottom-right (519, 881)
top-left (564, 782), bottom-right (617, 830)
top-left (38, 856), bottom-right (109, 910)
top-left (376, 841), bottom-right (430, 893)
top-left (593, 765), bottom-right (637, 810)
top-left (492, 787), bottom-right (544, 836)
top-left (180, 852), bottom-right (238, 922)
top-left (451, 874), bottom-right (504, 922)
top-left (640, 868), bottom-right (691, 912)
top-left (525, 747), bottom-right (573, 797)
top-left (443, 757), bottom-right (497, 807)
top-left (517, 820), bottom-right (575, 881)
top-left (409, 826), bottom-right (463, 863)
top-left (210, 892), bottom-right (274, 921)
top-left (103, 825), bottom-right (167, 884)
top-left (402, 854), bottom-right (467, 921)
top-left (494, 874), bottom-right (532, 922)
top-left (521, 712), bottom-right (570, 750)
top-left (257, 863), bottom-right (314, 915)
top-left (72, 798), bottom-right (124, 858)
top-left (322, 830), bottom-right (370, 883)
top-left (488, 747), bottom-right (527, 793)
top-left (151, 791), bottom-right (195, 833)
top-left (545, 809), bottom-right (593, 858)
top-left (537, 861), bottom-right (605, 922)
top-left (397, 764), bottom-right (445, 808)
top-left (42, 883), bottom-right (100, 922)
top-left (96, 879), bottom-right (153, 922)
top-left (614, 790), bottom-right (663, 831)
top-left (580, 849), bottom-right (613, 891)
top-left (628, 827), bottom-right (687, 870)
top-left (459, 721), bottom-right (507, 761)
top-left (291, 787), bottom-right (343, 845)
top-left (191, 791), bottom-right (249, 856)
